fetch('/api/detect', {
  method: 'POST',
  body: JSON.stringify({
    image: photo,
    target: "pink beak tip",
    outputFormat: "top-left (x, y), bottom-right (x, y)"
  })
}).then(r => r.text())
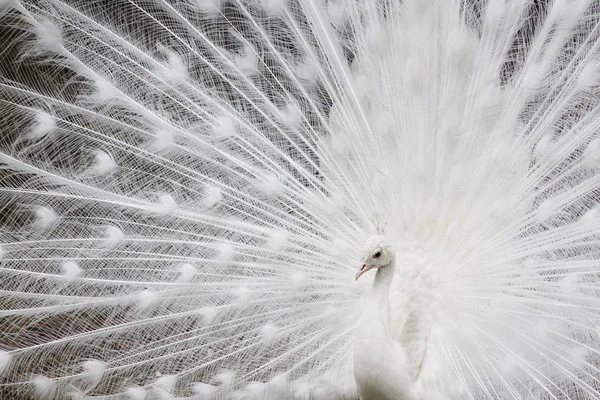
top-left (356, 264), bottom-right (367, 281)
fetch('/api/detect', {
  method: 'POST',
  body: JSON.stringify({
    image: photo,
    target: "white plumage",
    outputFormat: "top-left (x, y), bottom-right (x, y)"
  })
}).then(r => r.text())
top-left (1, 0), bottom-right (600, 399)
top-left (354, 236), bottom-right (416, 400)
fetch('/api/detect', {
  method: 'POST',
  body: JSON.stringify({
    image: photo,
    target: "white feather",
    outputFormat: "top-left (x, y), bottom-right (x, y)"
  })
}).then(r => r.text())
top-left (195, 0), bottom-right (223, 15)
top-left (586, 138), bottom-right (600, 164)
top-left (235, 286), bottom-right (251, 303)
top-left (103, 226), bottom-right (124, 249)
top-left (261, 323), bottom-right (279, 345)
top-left (259, 0), bottom-right (286, 17)
top-left (35, 206), bottom-right (57, 229)
top-left (2, 1), bottom-right (600, 399)
top-left (90, 77), bottom-right (121, 103)
top-left (82, 359), bottom-right (106, 387)
top-left (26, 112), bottom-right (55, 140)
top-left (215, 370), bottom-right (235, 388)
top-left (33, 18), bottom-right (62, 51)
top-left (158, 49), bottom-right (188, 83)
top-left (91, 150), bottom-right (117, 175)
top-left (191, 381), bottom-right (215, 396)
top-left (216, 242), bottom-right (233, 262)
top-left (155, 193), bottom-right (177, 214)
top-left (175, 263), bottom-right (196, 283)
top-left (0, 351), bottom-right (11, 376)
top-left (154, 374), bottom-right (176, 395)
top-left (211, 114), bottom-right (237, 140)
top-left (32, 375), bottom-right (55, 398)
top-left (198, 307), bottom-right (218, 326)
top-left (202, 186), bottom-right (222, 208)
top-left (61, 261), bottom-right (81, 282)
top-left (136, 289), bottom-right (156, 310)
top-left (126, 386), bottom-right (147, 400)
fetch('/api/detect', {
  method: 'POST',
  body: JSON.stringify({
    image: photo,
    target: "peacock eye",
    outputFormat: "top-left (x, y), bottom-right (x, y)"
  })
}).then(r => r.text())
top-left (374, 251), bottom-right (381, 258)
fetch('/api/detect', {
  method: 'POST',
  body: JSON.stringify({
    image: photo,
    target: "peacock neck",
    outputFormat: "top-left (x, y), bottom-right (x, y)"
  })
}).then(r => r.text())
top-left (365, 256), bottom-right (396, 334)
top-left (372, 259), bottom-right (395, 295)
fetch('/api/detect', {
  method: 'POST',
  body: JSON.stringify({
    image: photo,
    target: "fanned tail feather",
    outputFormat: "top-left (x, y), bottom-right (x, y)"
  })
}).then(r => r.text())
top-left (1, 0), bottom-right (600, 399)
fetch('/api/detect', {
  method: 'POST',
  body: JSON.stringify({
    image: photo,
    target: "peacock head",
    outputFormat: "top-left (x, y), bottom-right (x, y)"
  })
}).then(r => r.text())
top-left (355, 235), bottom-right (393, 280)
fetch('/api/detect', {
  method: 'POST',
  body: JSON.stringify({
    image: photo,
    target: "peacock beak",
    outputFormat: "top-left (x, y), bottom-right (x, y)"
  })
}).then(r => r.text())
top-left (355, 264), bottom-right (368, 281)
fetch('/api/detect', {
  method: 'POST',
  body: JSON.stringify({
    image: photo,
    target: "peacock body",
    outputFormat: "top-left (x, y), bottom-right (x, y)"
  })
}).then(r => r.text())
top-left (1, 0), bottom-right (600, 399)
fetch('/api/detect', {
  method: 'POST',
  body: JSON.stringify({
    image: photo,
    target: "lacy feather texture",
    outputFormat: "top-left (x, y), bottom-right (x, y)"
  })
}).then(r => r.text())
top-left (1, 0), bottom-right (600, 399)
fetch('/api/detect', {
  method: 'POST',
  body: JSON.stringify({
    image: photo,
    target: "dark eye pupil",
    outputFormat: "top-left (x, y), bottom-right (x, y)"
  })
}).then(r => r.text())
top-left (374, 251), bottom-right (381, 258)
